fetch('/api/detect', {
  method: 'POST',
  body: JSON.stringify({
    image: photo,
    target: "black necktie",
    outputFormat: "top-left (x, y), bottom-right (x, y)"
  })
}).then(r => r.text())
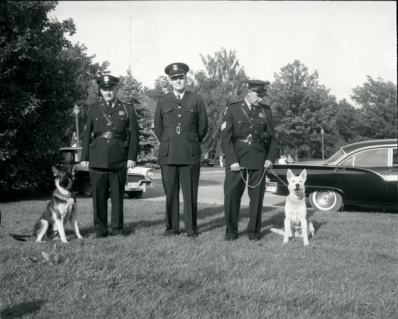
top-left (176, 95), bottom-right (181, 100)
top-left (108, 102), bottom-right (112, 108)
top-left (250, 105), bottom-right (254, 115)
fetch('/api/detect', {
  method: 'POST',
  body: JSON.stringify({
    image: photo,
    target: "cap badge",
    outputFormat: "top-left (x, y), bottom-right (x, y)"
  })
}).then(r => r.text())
top-left (173, 65), bottom-right (178, 70)
top-left (119, 111), bottom-right (125, 115)
top-left (104, 76), bottom-right (109, 83)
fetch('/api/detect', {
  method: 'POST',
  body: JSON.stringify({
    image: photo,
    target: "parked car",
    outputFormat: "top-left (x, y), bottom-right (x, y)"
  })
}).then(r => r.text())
top-left (200, 159), bottom-right (218, 167)
top-left (58, 147), bottom-right (153, 198)
top-left (266, 139), bottom-right (397, 212)
top-left (144, 162), bottom-right (161, 170)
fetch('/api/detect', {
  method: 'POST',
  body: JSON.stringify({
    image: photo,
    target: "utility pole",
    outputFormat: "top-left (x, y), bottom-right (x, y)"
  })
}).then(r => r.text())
top-left (321, 128), bottom-right (324, 159)
top-left (129, 16), bottom-right (132, 70)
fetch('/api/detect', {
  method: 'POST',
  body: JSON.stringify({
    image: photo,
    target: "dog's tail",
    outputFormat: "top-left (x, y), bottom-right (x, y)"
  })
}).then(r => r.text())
top-left (9, 233), bottom-right (34, 241)
top-left (270, 228), bottom-right (285, 236)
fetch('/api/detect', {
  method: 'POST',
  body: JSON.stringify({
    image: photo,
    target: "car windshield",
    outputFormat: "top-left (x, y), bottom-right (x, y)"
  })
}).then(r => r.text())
top-left (324, 149), bottom-right (345, 165)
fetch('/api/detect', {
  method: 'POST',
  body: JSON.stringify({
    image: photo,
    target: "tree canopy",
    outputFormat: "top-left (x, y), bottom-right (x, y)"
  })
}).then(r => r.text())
top-left (351, 76), bottom-right (397, 139)
top-left (118, 71), bottom-right (159, 164)
top-left (192, 48), bottom-right (249, 158)
top-left (1, 2), bottom-right (395, 191)
top-left (0, 1), bottom-right (108, 190)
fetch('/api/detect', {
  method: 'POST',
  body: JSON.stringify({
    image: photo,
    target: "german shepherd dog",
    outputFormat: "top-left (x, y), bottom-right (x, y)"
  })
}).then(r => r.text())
top-left (271, 169), bottom-right (314, 246)
top-left (10, 166), bottom-right (83, 243)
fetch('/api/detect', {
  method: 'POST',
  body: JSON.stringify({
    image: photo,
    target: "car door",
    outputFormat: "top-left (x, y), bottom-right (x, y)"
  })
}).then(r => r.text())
top-left (333, 148), bottom-right (389, 205)
top-left (386, 147), bottom-right (398, 204)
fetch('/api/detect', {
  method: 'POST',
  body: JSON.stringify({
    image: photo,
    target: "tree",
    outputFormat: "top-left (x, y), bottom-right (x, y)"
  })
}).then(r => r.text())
top-left (192, 48), bottom-right (249, 158)
top-left (118, 70), bottom-right (158, 164)
top-left (334, 99), bottom-right (364, 144)
top-left (351, 76), bottom-right (397, 139)
top-left (0, 1), bottom-right (108, 190)
top-left (270, 60), bottom-right (340, 159)
top-left (144, 76), bottom-right (172, 102)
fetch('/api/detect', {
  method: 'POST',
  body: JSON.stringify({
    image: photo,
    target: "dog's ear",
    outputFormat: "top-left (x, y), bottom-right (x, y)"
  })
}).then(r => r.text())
top-left (52, 166), bottom-right (59, 176)
top-left (287, 169), bottom-right (294, 181)
top-left (300, 169), bottom-right (307, 181)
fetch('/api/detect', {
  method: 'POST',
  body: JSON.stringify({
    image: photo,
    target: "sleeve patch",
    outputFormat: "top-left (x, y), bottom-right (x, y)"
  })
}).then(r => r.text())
top-left (221, 121), bottom-right (226, 130)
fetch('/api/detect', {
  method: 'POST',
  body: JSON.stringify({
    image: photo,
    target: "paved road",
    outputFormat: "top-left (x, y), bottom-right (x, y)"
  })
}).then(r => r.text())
top-left (141, 167), bottom-right (286, 207)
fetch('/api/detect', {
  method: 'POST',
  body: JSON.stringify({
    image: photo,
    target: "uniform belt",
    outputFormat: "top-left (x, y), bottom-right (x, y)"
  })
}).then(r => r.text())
top-left (163, 126), bottom-right (197, 135)
top-left (236, 137), bottom-right (262, 143)
top-left (94, 132), bottom-right (127, 140)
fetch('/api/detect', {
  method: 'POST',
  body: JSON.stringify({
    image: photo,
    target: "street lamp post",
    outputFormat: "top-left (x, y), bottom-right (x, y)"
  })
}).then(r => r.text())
top-left (73, 105), bottom-right (81, 147)
top-left (321, 128), bottom-right (324, 159)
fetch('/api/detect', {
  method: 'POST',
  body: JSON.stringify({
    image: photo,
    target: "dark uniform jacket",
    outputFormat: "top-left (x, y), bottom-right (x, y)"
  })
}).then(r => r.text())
top-left (81, 98), bottom-right (139, 169)
top-left (221, 100), bottom-right (278, 170)
top-left (154, 91), bottom-right (208, 165)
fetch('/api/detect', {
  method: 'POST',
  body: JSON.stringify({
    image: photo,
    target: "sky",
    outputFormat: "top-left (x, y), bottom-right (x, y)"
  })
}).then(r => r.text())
top-left (51, 1), bottom-right (397, 105)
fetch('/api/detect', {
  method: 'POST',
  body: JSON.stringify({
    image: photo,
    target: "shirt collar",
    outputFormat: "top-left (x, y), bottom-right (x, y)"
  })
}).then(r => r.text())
top-left (107, 98), bottom-right (118, 108)
top-left (173, 90), bottom-right (186, 99)
top-left (244, 98), bottom-right (252, 107)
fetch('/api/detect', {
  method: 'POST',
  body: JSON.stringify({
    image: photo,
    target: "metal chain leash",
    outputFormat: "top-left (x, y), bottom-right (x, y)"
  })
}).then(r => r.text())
top-left (268, 168), bottom-right (288, 187)
top-left (239, 168), bottom-right (268, 189)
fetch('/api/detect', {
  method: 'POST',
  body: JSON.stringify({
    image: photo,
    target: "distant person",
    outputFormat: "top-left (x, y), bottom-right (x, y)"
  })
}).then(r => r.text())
top-left (287, 155), bottom-right (294, 163)
top-left (221, 80), bottom-right (278, 241)
top-left (154, 63), bottom-right (208, 238)
top-left (278, 155), bottom-right (287, 164)
top-left (81, 75), bottom-right (139, 238)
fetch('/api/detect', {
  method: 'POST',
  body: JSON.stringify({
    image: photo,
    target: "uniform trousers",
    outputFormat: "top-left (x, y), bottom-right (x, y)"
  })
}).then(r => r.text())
top-left (224, 168), bottom-right (266, 239)
top-left (89, 167), bottom-right (127, 236)
top-left (161, 164), bottom-right (200, 236)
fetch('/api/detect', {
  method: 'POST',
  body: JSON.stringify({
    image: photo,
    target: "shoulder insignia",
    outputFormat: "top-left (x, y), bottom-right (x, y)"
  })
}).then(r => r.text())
top-left (224, 106), bottom-right (228, 115)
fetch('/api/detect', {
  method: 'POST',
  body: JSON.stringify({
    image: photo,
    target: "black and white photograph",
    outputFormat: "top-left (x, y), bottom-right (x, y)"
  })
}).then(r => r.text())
top-left (1, 1), bottom-right (397, 318)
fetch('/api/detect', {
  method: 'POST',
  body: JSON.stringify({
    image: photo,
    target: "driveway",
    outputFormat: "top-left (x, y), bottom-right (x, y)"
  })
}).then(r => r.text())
top-left (141, 167), bottom-right (286, 207)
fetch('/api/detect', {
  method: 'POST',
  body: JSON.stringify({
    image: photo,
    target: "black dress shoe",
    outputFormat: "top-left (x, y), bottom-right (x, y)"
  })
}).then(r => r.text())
top-left (162, 230), bottom-right (180, 236)
top-left (224, 236), bottom-right (238, 241)
top-left (248, 234), bottom-right (262, 241)
top-left (109, 231), bottom-right (127, 237)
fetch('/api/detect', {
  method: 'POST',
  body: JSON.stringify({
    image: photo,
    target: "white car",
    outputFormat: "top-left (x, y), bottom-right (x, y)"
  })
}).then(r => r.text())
top-left (59, 147), bottom-right (154, 199)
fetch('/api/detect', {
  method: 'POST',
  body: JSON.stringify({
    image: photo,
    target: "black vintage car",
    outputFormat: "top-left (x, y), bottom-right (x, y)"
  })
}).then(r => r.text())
top-left (200, 159), bottom-right (219, 167)
top-left (266, 139), bottom-right (397, 212)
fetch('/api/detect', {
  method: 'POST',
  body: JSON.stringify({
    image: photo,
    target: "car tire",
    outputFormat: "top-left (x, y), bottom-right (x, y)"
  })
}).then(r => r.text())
top-left (309, 190), bottom-right (343, 212)
top-left (83, 180), bottom-right (92, 197)
top-left (127, 191), bottom-right (143, 199)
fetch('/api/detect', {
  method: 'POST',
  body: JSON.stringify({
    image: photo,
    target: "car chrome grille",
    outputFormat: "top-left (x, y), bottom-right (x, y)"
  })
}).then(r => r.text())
top-left (127, 175), bottom-right (144, 183)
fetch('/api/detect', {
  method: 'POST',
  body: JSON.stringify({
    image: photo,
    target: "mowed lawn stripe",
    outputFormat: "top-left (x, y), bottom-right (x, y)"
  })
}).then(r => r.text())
top-left (1, 198), bottom-right (397, 319)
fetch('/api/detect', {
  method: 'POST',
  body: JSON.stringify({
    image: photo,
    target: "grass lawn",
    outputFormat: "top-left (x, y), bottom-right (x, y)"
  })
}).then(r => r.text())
top-left (1, 195), bottom-right (397, 319)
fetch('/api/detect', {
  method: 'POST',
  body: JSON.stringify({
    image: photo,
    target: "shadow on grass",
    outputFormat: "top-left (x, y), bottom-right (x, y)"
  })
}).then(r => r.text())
top-left (0, 190), bottom-right (52, 203)
top-left (260, 208), bottom-right (328, 237)
top-left (1, 300), bottom-right (46, 319)
top-left (198, 206), bottom-right (278, 237)
top-left (343, 204), bottom-right (398, 214)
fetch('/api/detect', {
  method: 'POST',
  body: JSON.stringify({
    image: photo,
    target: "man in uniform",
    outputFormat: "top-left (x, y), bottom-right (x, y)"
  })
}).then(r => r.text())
top-left (221, 80), bottom-right (278, 241)
top-left (154, 62), bottom-right (208, 238)
top-left (81, 75), bottom-right (139, 238)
